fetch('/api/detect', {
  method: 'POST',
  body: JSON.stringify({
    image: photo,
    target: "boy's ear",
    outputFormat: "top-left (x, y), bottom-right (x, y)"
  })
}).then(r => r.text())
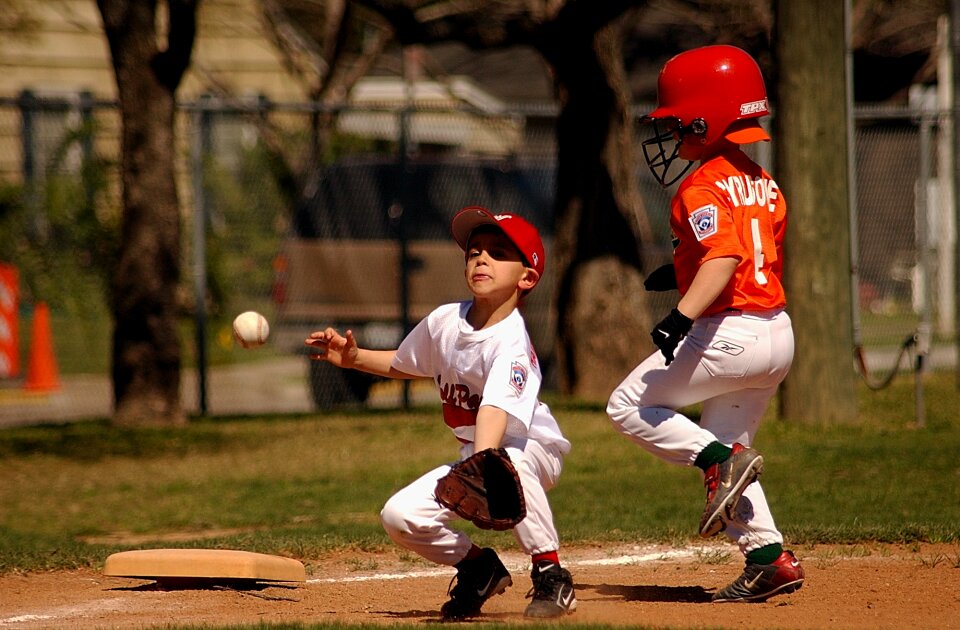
top-left (519, 267), bottom-right (540, 291)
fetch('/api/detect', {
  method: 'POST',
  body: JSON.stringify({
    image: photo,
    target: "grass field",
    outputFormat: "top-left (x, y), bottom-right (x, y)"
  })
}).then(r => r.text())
top-left (1, 369), bottom-right (958, 579)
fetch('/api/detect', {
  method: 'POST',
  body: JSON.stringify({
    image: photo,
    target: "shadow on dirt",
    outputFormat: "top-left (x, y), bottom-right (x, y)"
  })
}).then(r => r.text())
top-left (109, 578), bottom-right (302, 600)
top-left (588, 582), bottom-right (712, 603)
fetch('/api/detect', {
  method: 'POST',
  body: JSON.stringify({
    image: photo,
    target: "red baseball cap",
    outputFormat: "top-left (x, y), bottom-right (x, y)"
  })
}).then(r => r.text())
top-left (451, 206), bottom-right (545, 278)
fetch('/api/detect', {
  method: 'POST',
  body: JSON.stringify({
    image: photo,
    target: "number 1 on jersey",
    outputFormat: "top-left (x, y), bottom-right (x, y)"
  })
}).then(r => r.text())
top-left (751, 217), bottom-right (768, 286)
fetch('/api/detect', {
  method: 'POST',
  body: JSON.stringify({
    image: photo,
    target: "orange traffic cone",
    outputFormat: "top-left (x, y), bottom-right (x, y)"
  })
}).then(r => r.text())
top-left (24, 301), bottom-right (60, 392)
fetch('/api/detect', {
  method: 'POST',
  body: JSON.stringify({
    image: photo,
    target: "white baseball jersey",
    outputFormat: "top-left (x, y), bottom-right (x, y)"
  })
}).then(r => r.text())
top-left (392, 301), bottom-right (570, 454)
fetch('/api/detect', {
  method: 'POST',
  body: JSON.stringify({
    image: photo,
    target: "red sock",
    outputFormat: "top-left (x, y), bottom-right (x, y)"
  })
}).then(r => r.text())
top-left (460, 545), bottom-right (483, 564)
top-left (532, 551), bottom-right (560, 566)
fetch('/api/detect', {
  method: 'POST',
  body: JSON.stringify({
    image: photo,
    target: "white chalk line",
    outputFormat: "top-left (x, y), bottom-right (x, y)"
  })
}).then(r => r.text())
top-left (0, 548), bottom-right (701, 627)
top-left (0, 597), bottom-right (131, 627)
top-left (306, 547), bottom-right (698, 584)
top-left (0, 615), bottom-right (53, 626)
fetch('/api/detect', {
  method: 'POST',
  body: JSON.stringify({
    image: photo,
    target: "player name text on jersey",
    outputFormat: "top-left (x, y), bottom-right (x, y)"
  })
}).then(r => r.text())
top-left (713, 175), bottom-right (780, 212)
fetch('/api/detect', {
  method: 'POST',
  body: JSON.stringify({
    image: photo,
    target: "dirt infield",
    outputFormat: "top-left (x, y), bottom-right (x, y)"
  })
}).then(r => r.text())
top-left (1, 542), bottom-right (958, 629)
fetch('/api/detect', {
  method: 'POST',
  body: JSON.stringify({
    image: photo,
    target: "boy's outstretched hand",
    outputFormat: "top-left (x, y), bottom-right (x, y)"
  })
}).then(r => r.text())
top-left (305, 328), bottom-right (359, 368)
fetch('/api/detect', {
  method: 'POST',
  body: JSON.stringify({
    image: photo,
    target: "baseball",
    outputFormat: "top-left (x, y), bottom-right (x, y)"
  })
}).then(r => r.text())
top-left (232, 311), bottom-right (269, 348)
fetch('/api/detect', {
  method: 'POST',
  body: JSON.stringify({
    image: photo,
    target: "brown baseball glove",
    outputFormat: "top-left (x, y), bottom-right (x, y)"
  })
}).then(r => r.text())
top-left (434, 448), bottom-right (526, 531)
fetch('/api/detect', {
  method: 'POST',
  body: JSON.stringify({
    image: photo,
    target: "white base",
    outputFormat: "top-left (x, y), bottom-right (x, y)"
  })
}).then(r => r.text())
top-left (103, 549), bottom-right (305, 582)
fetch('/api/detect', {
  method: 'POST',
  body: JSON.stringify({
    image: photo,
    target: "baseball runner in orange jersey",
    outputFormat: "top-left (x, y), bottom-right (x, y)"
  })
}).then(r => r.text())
top-left (606, 45), bottom-right (804, 603)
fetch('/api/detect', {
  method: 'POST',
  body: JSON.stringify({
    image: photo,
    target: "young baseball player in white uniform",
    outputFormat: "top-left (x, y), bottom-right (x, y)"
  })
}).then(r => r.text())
top-left (305, 206), bottom-right (576, 620)
top-left (606, 45), bottom-right (804, 603)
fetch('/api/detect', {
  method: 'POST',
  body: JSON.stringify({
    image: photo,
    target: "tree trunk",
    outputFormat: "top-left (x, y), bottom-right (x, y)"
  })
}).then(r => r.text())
top-left (544, 18), bottom-right (653, 400)
top-left (775, 0), bottom-right (858, 423)
top-left (338, 1), bottom-right (652, 401)
top-left (98, 0), bottom-right (198, 426)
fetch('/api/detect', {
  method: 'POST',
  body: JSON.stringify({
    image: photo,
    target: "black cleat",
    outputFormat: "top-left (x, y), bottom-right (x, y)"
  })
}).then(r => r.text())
top-left (712, 550), bottom-right (805, 603)
top-left (440, 548), bottom-right (512, 621)
top-left (524, 561), bottom-right (577, 618)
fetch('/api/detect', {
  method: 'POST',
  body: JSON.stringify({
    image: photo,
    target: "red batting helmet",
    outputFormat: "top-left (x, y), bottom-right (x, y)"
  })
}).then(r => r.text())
top-left (642, 45), bottom-right (771, 186)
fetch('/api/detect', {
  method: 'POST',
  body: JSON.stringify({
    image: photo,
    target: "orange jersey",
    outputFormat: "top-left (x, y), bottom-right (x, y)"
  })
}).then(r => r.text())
top-left (671, 150), bottom-right (787, 316)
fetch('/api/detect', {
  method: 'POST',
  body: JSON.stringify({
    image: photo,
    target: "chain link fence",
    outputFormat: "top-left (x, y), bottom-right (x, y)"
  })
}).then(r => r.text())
top-left (852, 92), bottom-right (956, 395)
top-left (0, 92), bottom-right (955, 424)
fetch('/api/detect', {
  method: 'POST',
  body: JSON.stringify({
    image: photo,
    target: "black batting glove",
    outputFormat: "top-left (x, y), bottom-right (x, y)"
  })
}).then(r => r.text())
top-left (651, 308), bottom-right (693, 366)
top-left (643, 263), bottom-right (678, 292)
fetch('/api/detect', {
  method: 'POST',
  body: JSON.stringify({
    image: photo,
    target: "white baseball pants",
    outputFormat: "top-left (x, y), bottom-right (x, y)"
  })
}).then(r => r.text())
top-left (607, 308), bottom-right (794, 554)
top-left (380, 438), bottom-right (564, 566)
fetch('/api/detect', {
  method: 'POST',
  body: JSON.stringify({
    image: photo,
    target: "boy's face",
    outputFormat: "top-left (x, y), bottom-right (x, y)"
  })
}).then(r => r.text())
top-left (464, 228), bottom-right (539, 300)
top-left (678, 134), bottom-right (705, 161)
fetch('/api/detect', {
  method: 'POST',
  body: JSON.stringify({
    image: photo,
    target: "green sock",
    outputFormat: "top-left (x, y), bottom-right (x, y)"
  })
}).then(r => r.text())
top-left (694, 441), bottom-right (732, 472)
top-left (746, 543), bottom-right (783, 565)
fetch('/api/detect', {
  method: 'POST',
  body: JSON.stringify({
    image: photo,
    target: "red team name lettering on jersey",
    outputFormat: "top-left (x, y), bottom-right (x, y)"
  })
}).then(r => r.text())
top-left (438, 376), bottom-right (481, 431)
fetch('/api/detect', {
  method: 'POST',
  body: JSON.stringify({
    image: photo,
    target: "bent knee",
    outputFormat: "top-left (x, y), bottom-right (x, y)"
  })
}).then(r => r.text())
top-left (380, 497), bottom-right (442, 543)
top-left (606, 386), bottom-right (634, 424)
top-left (379, 499), bottom-right (411, 537)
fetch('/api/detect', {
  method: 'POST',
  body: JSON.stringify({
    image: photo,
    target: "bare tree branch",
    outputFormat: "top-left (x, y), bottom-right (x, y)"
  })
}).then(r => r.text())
top-left (260, 0), bottom-right (329, 94)
top-left (319, 21), bottom-right (392, 103)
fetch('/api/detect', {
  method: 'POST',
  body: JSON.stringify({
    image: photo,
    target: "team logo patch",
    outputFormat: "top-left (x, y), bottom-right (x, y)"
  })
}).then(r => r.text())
top-left (509, 361), bottom-right (528, 395)
top-left (689, 204), bottom-right (718, 241)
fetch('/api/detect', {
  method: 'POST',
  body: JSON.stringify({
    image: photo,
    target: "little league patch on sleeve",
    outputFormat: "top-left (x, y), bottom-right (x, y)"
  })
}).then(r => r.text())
top-left (689, 204), bottom-right (718, 241)
top-left (509, 362), bottom-right (528, 395)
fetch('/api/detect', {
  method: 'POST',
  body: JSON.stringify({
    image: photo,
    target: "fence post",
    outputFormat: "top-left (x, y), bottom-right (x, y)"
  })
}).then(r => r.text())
top-left (79, 90), bottom-right (95, 208)
top-left (18, 89), bottom-right (35, 185)
top-left (914, 91), bottom-right (936, 428)
top-left (395, 106), bottom-right (412, 409)
top-left (17, 89), bottom-right (41, 236)
top-left (191, 95), bottom-right (213, 416)
top-left (934, 18), bottom-right (956, 340)
top-left (845, 0), bottom-right (866, 360)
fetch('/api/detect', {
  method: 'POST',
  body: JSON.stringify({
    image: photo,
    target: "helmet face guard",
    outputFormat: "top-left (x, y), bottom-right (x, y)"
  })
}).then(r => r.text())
top-left (641, 117), bottom-right (706, 187)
